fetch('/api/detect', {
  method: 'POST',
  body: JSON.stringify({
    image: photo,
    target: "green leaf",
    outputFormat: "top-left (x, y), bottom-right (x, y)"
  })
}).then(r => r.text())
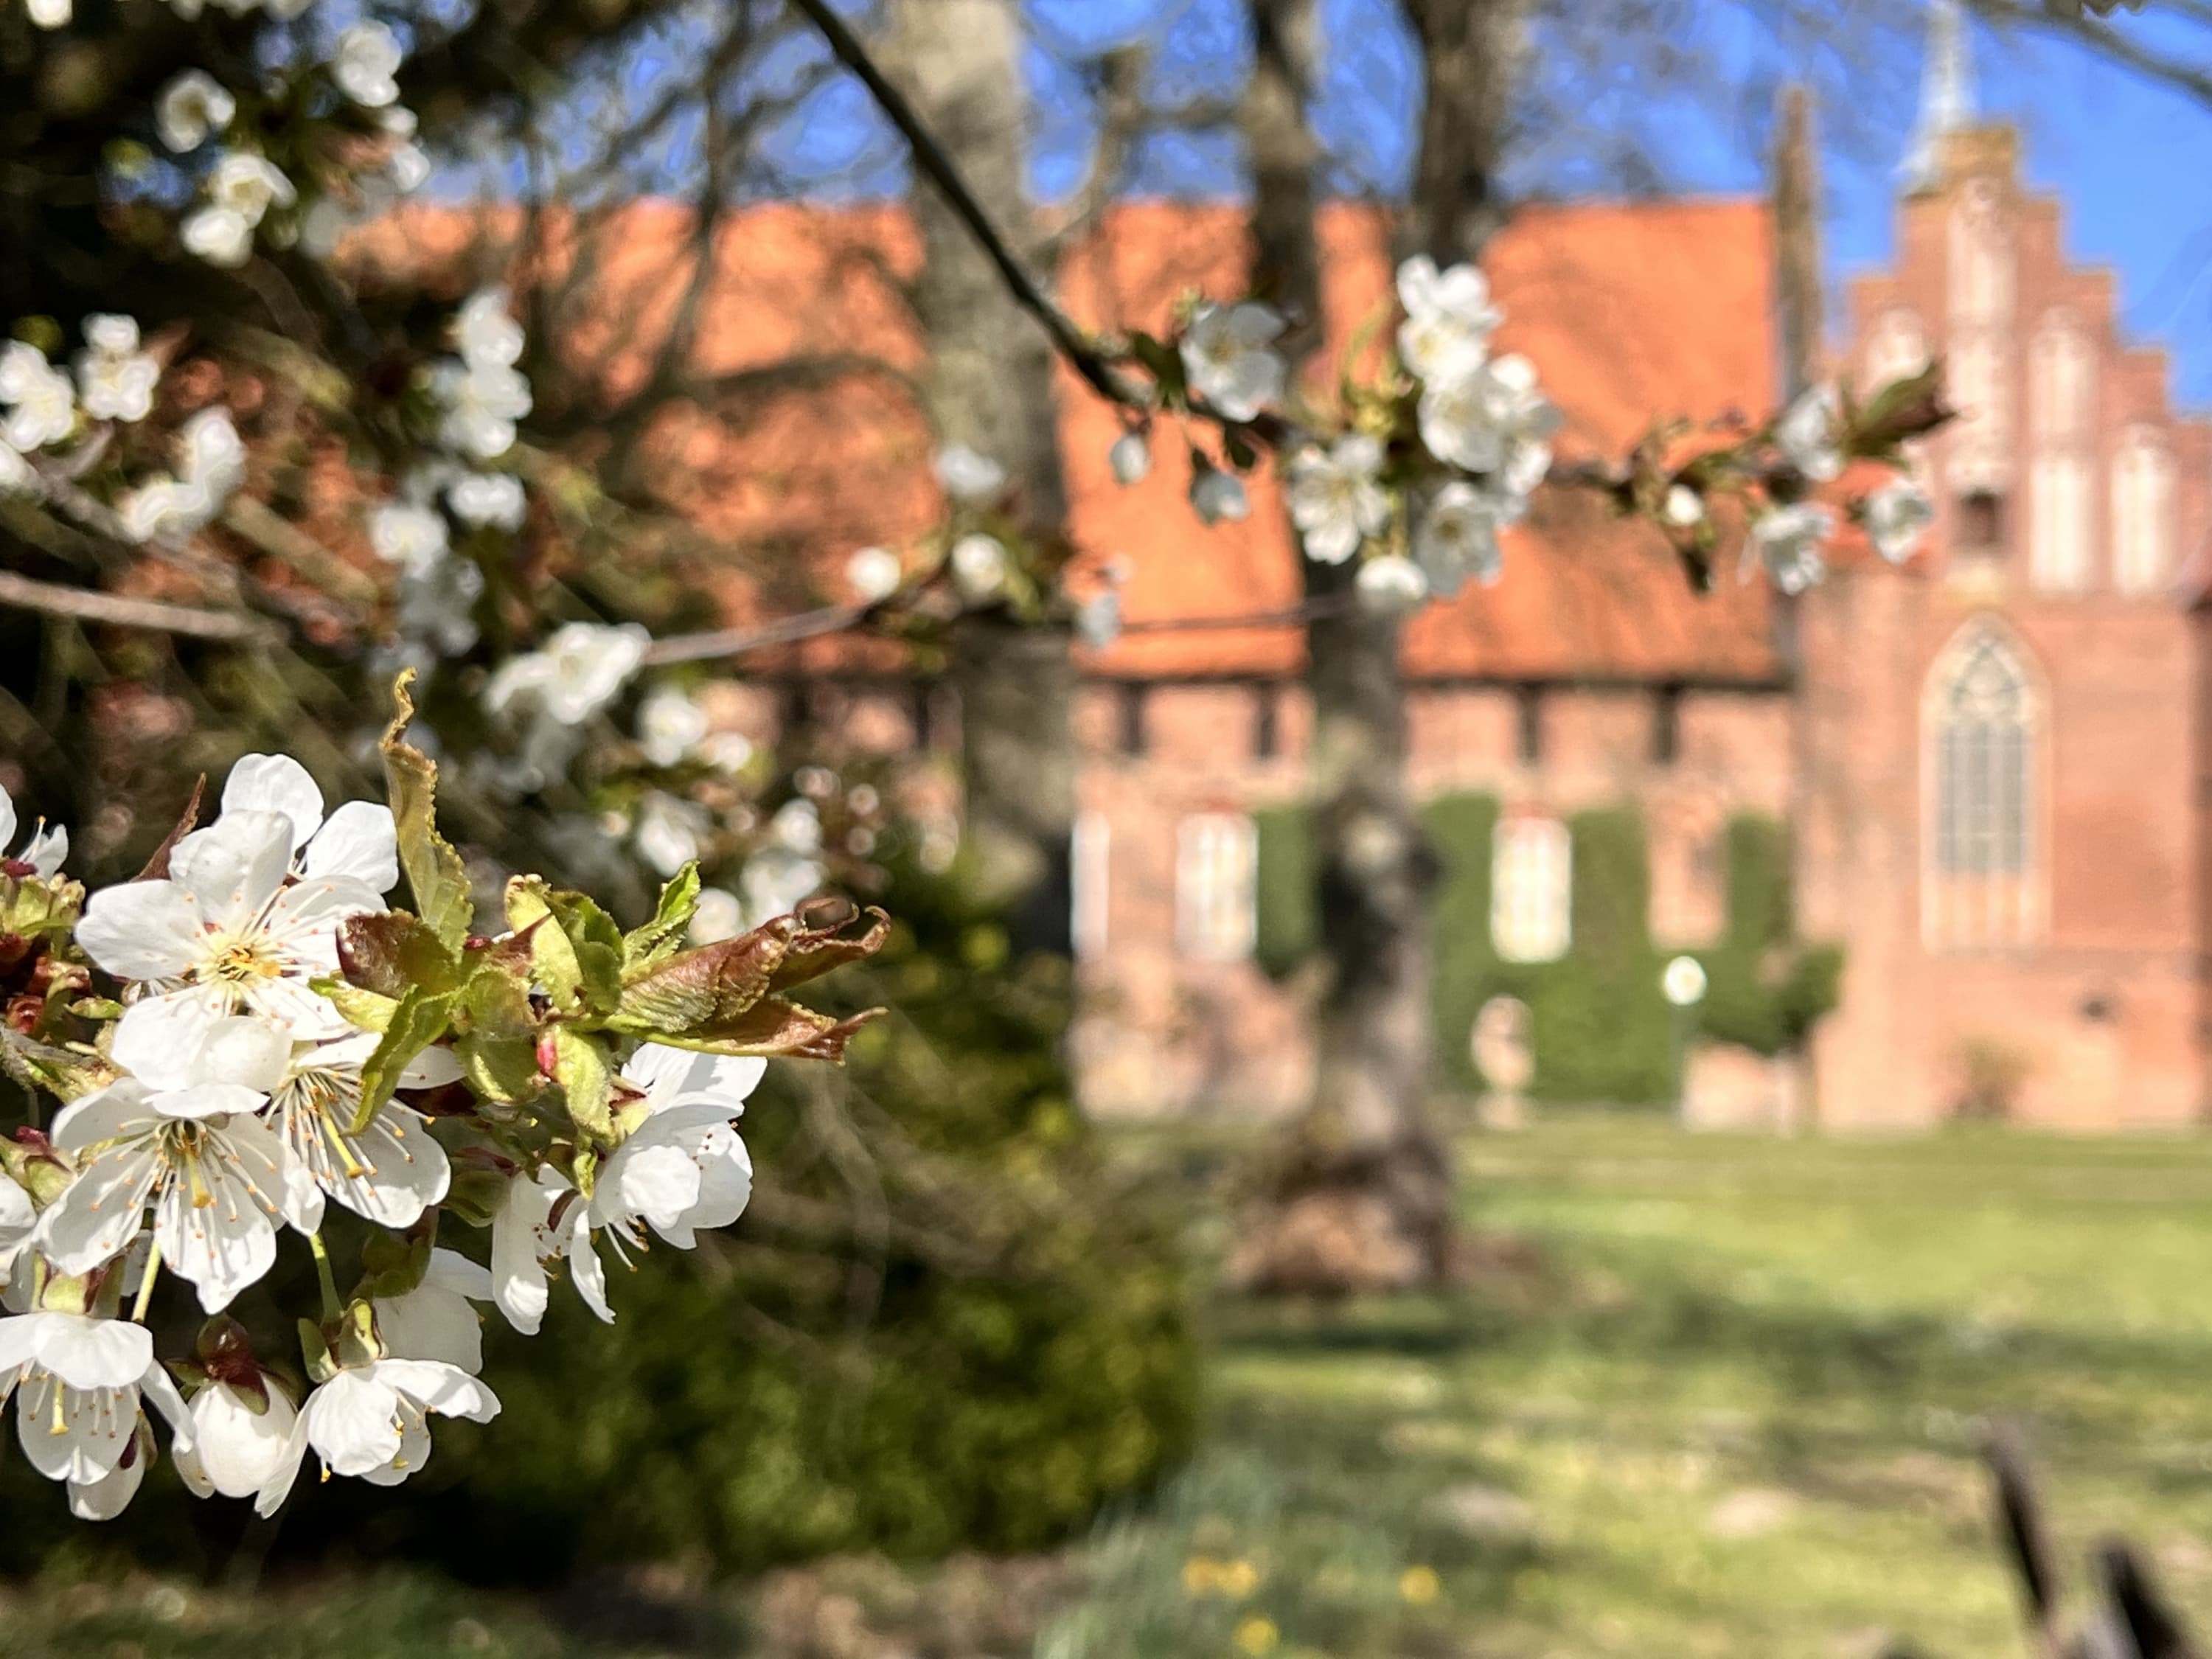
top-left (615, 925), bottom-right (789, 1038)
top-left (507, 877), bottom-right (622, 1018)
top-left (453, 960), bottom-right (541, 1105)
top-left (337, 911), bottom-right (462, 1000)
top-left (310, 978), bottom-right (400, 1034)
top-left (352, 986), bottom-right (457, 1133)
top-left (622, 863), bottom-right (701, 973)
top-left (380, 671), bottom-right (475, 953)
top-left (550, 1026), bottom-right (615, 1143)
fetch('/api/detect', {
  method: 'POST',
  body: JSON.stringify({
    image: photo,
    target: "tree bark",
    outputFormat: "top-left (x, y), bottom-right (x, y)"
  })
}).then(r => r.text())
top-left (883, 0), bottom-right (1077, 956)
top-left (1229, 0), bottom-right (1529, 1294)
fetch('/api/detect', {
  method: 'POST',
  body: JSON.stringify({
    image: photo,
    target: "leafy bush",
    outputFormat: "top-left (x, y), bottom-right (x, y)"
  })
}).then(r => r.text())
top-left (0, 853), bottom-right (1200, 1582)
top-left (1252, 805), bottom-right (1319, 981)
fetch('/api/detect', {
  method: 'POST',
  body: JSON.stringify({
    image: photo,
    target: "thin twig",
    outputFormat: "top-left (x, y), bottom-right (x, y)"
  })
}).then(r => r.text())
top-left (785, 0), bottom-right (1144, 413)
top-left (640, 601), bottom-right (871, 666)
top-left (0, 569), bottom-right (272, 643)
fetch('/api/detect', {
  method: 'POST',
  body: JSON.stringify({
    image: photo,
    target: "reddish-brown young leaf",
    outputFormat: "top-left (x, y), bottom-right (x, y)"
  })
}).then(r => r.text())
top-left (768, 903), bottom-right (891, 995)
top-left (133, 775), bottom-right (206, 882)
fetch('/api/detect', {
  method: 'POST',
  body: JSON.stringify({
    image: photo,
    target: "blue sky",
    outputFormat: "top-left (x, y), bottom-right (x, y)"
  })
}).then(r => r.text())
top-left (1034, 0), bottom-right (2212, 406)
top-left (549, 1), bottom-right (2212, 404)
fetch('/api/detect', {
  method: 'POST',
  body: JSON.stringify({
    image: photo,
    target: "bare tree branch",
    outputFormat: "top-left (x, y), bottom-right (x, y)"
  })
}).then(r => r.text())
top-left (0, 570), bottom-right (274, 643)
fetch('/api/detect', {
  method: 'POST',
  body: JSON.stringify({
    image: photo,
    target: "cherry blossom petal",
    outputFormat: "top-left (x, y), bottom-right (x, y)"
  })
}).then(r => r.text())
top-left (304, 1370), bottom-right (405, 1477)
top-left (27, 1312), bottom-right (155, 1391)
top-left (110, 997), bottom-right (221, 1092)
top-left (358, 1409), bottom-right (432, 1485)
top-left (184, 1380), bottom-right (293, 1498)
top-left (154, 1184), bottom-right (277, 1314)
top-left (251, 1411), bottom-right (312, 1517)
top-left (568, 1234), bottom-right (613, 1323)
top-left (33, 1150), bottom-right (159, 1276)
top-left (372, 1359), bottom-right (499, 1422)
top-left (68, 1425), bottom-right (150, 1520)
top-left (74, 881), bottom-right (204, 980)
top-left (221, 754), bottom-right (325, 851)
top-left (147, 1083), bottom-right (268, 1122)
top-left (47, 1080), bottom-right (159, 1151)
top-left (301, 801), bottom-right (399, 893)
top-left (15, 1377), bottom-right (135, 1484)
top-left (171, 811), bottom-right (294, 927)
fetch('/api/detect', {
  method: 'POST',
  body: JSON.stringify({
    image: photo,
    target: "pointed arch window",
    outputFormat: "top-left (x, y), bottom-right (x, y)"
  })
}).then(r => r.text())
top-left (1924, 626), bottom-right (2040, 949)
top-left (2112, 425), bottom-right (2176, 597)
top-left (2029, 313), bottom-right (2095, 442)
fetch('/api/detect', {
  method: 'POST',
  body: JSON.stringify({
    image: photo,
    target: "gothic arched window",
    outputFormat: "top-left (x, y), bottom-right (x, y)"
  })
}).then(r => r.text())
top-left (2029, 313), bottom-right (2095, 442)
top-left (2112, 425), bottom-right (2176, 597)
top-left (1924, 625), bottom-right (2039, 949)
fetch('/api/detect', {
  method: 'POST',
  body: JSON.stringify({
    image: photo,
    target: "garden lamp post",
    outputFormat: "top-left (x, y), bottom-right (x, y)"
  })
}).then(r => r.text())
top-left (1662, 954), bottom-right (1708, 1122)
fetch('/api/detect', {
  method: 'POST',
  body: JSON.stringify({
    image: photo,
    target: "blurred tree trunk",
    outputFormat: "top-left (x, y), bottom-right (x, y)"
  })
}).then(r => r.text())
top-left (883, 0), bottom-right (1077, 958)
top-left (1231, 0), bottom-right (1528, 1293)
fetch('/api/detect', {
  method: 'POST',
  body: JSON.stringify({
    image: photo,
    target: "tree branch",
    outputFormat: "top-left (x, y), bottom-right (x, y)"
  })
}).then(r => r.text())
top-left (0, 570), bottom-right (274, 643)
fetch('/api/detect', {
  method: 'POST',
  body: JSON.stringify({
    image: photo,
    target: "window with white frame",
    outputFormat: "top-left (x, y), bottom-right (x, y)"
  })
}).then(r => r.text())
top-left (2029, 314), bottom-right (2095, 442)
top-left (1924, 625), bottom-right (2039, 950)
top-left (1175, 812), bottom-right (1256, 961)
top-left (1492, 815), bottom-right (1572, 964)
top-left (1071, 811), bottom-right (1110, 961)
top-left (2112, 425), bottom-right (2176, 597)
top-left (2028, 453), bottom-right (2093, 592)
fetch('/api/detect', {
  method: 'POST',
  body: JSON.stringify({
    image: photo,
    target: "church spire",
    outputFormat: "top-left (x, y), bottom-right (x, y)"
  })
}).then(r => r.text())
top-left (1903, 0), bottom-right (1976, 192)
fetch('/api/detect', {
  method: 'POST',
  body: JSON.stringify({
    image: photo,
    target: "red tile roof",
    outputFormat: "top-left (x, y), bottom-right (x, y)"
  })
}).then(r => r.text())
top-left (349, 195), bottom-right (1792, 686)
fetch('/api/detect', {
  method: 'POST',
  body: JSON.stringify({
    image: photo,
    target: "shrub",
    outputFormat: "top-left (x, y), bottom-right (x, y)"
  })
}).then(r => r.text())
top-left (0, 853), bottom-right (1201, 1582)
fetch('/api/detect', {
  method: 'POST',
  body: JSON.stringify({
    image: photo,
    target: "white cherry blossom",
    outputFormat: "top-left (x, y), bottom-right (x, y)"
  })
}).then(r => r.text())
top-left (1418, 351), bottom-right (1559, 478)
top-left (178, 407), bottom-right (246, 498)
top-left (0, 1312), bottom-right (193, 1509)
top-left (32, 1005), bottom-right (310, 1312)
top-left (156, 72), bottom-right (235, 153)
top-left (1180, 302), bottom-right (1286, 422)
top-left (430, 358), bottom-right (532, 459)
top-left (1413, 481), bottom-right (1506, 597)
top-left (633, 792), bottom-right (706, 878)
top-left (1191, 467), bottom-right (1249, 526)
top-left (373, 1248), bottom-right (494, 1373)
top-left (482, 622), bottom-right (647, 727)
top-left (0, 343), bottom-right (75, 453)
top-left (206, 152), bottom-right (294, 227)
top-left (1355, 554), bottom-right (1430, 616)
top-left (1, 785), bottom-right (68, 878)
top-left (1865, 478), bottom-right (1935, 563)
top-left (0, 441), bottom-right (35, 495)
top-left (846, 546), bottom-right (902, 602)
top-left (451, 289), bottom-right (524, 369)
top-left (1286, 434), bottom-right (1389, 565)
top-left (1745, 501), bottom-right (1835, 595)
top-left (74, 808), bottom-right (385, 1038)
top-left (26, 0), bottom-right (69, 27)
top-left (219, 753), bottom-right (400, 895)
top-left (74, 316), bottom-right (159, 424)
top-left (950, 533), bottom-right (1009, 602)
top-left (446, 470), bottom-right (526, 531)
top-left (254, 1357), bottom-right (498, 1515)
top-left (1396, 254), bottom-right (1500, 383)
top-left (1663, 484), bottom-right (1707, 528)
top-left (933, 444), bottom-right (1005, 503)
top-left (333, 21), bottom-right (403, 108)
top-left (636, 686), bottom-right (708, 768)
top-left (269, 1032), bottom-right (459, 1231)
top-left (397, 555), bottom-right (484, 656)
top-left (687, 887), bottom-right (745, 945)
top-left (1110, 432), bottom-right (1151, 485)
top-left (369, 501), bottom-right (448, 574)
top-left (492, 1048), bottom-right (757, 1329)
top-left (175, 1376), bottom-right (296, 1500)
top-left (1776, 384), bottom-right (1844, 482)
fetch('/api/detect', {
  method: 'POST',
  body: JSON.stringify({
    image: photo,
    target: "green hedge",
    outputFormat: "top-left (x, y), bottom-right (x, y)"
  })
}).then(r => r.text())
top-left (1259, 796), bottom-right (1843, 1105)
top-left (0, 854), bottom-right (1200, 1582)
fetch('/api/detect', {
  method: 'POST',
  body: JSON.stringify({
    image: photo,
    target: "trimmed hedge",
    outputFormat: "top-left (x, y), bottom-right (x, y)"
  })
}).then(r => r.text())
top-left (1259, 795), bottom-right (1843, 1105)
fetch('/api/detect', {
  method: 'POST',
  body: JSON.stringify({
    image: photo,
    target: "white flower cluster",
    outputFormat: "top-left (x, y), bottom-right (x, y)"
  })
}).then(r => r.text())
top-left (1392, 254), bottom-right (1561, 607)
top-left (1, 753), bottom-right (765, 1521)
top-left (0, 318), bottom-right (245, 544)
top-left (150, 15), bottom-right (426, 271)
top-left (1741, 386), bottom-right (1933, 592)
top-left (369, 290), bottom-right (534, 670)
top-left (480, 621), bottom-right (650, 794)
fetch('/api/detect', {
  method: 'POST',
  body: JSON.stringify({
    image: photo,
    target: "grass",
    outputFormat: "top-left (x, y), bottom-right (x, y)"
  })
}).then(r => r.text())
top-left (12, 1115), bottom-right (2212, 1658)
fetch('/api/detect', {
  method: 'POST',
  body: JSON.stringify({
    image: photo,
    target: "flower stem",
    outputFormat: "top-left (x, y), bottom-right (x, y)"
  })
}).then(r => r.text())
top-left (131, 1242), bottom-right (162, 1323)
top-left (307, 1231), bottom-right (341, 1321)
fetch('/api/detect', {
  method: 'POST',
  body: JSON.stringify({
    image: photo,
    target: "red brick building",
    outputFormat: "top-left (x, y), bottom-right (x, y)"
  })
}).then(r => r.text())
top-left (1062, 122), bottom-right (2211, 1130)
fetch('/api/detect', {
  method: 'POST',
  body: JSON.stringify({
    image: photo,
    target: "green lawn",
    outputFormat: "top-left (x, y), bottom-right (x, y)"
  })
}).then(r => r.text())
top-left (12, 1116), bottom-right (2212, 1658)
